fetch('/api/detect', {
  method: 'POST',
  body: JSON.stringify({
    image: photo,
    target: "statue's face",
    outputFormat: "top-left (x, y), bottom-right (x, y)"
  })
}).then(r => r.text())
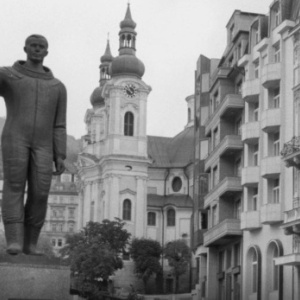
top-left (24, 37), bottom-right (48, 63)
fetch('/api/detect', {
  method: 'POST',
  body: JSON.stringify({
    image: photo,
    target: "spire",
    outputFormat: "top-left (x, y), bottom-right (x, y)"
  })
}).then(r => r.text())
top-left (101, 38), bottom-right (113, 63)
top-left (99, 38), bottom-right (114, 83)
top-left (120, 3), bottom-right (136, 30)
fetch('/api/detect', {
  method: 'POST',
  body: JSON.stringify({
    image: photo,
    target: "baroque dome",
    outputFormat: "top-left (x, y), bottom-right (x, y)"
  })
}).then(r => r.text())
top-left (110, 54), bottom-right (145, 78)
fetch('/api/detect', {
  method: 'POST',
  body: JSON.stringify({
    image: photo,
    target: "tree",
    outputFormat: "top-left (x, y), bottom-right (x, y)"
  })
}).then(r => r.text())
top-left (60, 219), bottom-right (131, 299)
top-left (130, 238), bottom-right (162, 293)
top-left (163, 240), bottom-right (191, 293)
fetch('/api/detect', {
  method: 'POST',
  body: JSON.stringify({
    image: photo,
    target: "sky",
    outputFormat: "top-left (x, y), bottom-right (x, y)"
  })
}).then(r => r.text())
top-left (0, 0), bottom-right (271, 139)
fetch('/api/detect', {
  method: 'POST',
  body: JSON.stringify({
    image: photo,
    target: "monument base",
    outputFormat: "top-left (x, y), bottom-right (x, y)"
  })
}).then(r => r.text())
top-left (0, 253), bottom-right (71, 300)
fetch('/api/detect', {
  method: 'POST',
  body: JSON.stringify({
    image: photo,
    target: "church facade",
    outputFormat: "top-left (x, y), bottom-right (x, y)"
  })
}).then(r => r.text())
top-left (77, 5), bottom-right (194, 293)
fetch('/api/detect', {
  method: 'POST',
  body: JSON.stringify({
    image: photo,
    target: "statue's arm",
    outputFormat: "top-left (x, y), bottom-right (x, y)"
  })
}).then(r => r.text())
top-left (53, 83), bottom-right (67, 164)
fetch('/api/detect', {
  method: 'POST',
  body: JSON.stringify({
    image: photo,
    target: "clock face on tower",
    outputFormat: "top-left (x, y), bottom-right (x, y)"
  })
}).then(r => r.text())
top-left (123, 84), bottom-right (137, 98)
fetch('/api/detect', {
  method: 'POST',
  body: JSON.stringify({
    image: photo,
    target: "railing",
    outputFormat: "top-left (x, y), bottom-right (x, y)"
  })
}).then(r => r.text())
top-left (281, 136), bottom-right (300, 158)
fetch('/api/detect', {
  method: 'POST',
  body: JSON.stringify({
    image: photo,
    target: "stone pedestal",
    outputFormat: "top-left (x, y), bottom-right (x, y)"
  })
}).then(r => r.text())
top-left (0, 254), bottom-right (71, 300)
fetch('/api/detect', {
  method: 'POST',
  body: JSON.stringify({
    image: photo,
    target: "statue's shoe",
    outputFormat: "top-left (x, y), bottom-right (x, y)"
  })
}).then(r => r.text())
top-left (23, 245), bottom-right (44, 256)
top-left (6, 242), bottom-right (23, 255)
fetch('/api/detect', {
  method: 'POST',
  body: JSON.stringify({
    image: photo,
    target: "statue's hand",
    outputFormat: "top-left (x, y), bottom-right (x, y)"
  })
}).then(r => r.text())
top-left (53, 157), bottom-right (65, 175)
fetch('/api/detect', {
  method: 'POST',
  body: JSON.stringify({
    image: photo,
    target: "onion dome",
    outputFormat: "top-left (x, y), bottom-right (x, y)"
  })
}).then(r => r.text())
top-left (120, 4), bottom-right (136, 30)
top-left (110, 4), bottom-right (145, 79)
top-left (90, 86), bottom-right (104, 108)
top-left (100, 39), bottom-right (113, 64)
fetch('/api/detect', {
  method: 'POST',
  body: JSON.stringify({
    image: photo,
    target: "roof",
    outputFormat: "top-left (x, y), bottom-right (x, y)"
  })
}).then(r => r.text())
top-left (147, 125), bottom-right (194, 168)
top-left (147, 194), bottom-right (193, 208)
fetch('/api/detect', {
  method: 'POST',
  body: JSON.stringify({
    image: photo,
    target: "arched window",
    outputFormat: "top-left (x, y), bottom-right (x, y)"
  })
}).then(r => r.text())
top-left (123, 199), bottom-right (132, 221)
top-left (124, 112), bottom-right (134, 136)
top-left (246, 246), bottom-right (261, 299)
top-left (147, 212), bottom-right (156, 226)
top-left (167, 208), bottom-right (175, 226)
top-left (266, 240), bottom-right (283, 296)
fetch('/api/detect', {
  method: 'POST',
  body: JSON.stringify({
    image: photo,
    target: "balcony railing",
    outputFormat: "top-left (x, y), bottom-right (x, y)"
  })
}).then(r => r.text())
top-left (281, 136), bottom-right (300, 169)
top-left (203, 219), bottom-right (242, 247)
top-left (204, 94), bottom-right (244, 136)
top-left (205, 135), bottom-right (243, 171)
top-left (261, 63), bottom-right (281, 89)
top-left (204, 177), bottom-right (242, 207)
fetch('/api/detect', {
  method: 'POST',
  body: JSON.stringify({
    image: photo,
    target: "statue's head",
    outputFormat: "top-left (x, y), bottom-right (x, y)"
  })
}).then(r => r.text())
top-left (24, 34), bottom-right (49, 64)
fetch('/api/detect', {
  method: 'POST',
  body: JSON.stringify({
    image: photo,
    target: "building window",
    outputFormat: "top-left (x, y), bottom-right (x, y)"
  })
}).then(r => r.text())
top-left (274, 5), bottom-right (281, 27)
top-left (272, 178), bottom-right (280, 203)
top-left (273, 132), bottom-right (280, 156)
top-left (68, 208), bottom-right (75, 219)
top-left (51, 239), bottom-right (56, 247)
top-left (234, 158), bottom-right (242, 177)
top-left (123, 199), bottom-right (132, 221)
top-left (234, 243), bottom-right (241, 266)
top-left (254, 61), bottom-right (259, 79)
top-left (147, 212), bottom-right (156, 226)
top-left (230, 24), bottom-right (235, 41)
top-left (212, 205), bottom-right (217, 227)
top-left (90, 201), bottom-right (95, 222)
top-left (253, 144), bottom-right (259, 166)
top-left (188, 108), bottom-right (191, 122)
top-left (167, 208), bottom-right (175, 226)
top-left (252, 187), bottom-right (258, 211)
top-left (212, 127), bottom-right (219, 149)
top-left (172, 177), bottom-right (182, 192)
top-left (234, 199), bottom-right (241, 220)
top-left (253, 102), bottom-right (259, 121)
top-left (274, 44), bottom-right (281, 63)
top-left (252, 251), bottom-right (258, 293)
top-left (52, 223), bottom-right (57, 232)
top-left (69, 223), bottom-right (74, 232)
top-left (58, 239), bottom-right (63, 247)
top-left (124, 112), bottom-right (134, 136)
top-left (58, 223), bottom-right (63, 232)
top-left (273, 88), bottom-right (280, 108)
top-left (212, 166), bottom-right (219, 188)
top-left (235, 117), bottom-right (242, 135)
top-left (213, 91), bottom-right (220, 110)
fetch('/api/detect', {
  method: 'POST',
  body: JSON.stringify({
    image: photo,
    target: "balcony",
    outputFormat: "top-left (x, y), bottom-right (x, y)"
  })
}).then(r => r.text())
top-left (238, 54), bottom-right (250, 67)
top-left (241, 122), bottom-right (259, 143)
top-left (205, 94), bottom-right (244, 136)
top-left (261, 203), bottom-right (283, 224)
top-left (241, 166), bottom-right (259, 186)
top-left (242, 79), bottom-right (260, 102)
top-left (275, 236), bottom-right (300, 266)
top-left (261, 63), bottom-right (281, 89)
top-left (281, 136), bottom-right (300, 169)
top-left (205, 135), bottom-right (243, 171)
top-left (261, 108), bottom-right (281, 132)
top-left (203, 219), bottom-right (242, 247)
top-left (261, 156), bottom-right (281, 178)
top-left (210, 66), bottom-right (232, 87)
top-left (241, 211), bottom-right (261, 230)
top-left (204, 177), bottom-right (242, 208)
top-left (281, 201), bottom-right (300, 235)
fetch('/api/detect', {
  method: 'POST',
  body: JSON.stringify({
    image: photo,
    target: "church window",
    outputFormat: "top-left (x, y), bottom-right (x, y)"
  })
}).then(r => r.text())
top-left (123, 199), bottom-right (132, 221)
top-left (172, 177), bottom-right (182, 192)
top-left (124, 112), bottom-right (134, 136)
top-left (147, 212), bottom-right (156, 226)
top-left (167, 208), bottom-right (176, 226)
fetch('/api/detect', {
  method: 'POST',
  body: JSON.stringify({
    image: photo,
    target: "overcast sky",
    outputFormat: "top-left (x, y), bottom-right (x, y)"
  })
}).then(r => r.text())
top-left (0, 0), bottom-right (271, 139)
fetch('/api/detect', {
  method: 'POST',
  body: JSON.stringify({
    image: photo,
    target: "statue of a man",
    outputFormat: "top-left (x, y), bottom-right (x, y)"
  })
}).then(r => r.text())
top-left (0, 34), bottom-right (67, 255)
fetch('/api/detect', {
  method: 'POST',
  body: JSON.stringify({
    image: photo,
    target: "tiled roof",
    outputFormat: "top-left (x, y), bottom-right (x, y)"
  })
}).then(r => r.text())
top-left (148, 126), bottom-right (194, 168)
top-left (147, 194), bottom-right (193, 208)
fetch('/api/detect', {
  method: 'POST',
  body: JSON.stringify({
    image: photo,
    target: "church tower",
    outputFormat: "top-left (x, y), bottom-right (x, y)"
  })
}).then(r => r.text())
top-left (79, 4), bottom-right (151, 239)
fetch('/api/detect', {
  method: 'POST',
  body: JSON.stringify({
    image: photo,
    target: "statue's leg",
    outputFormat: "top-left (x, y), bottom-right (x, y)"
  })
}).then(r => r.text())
top-left (1, 144), bottom-right (29, 255)
top-left (23, 148), bottom-right (52, 255)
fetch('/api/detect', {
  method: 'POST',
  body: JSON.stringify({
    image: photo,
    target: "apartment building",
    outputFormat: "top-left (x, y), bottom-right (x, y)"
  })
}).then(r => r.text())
top-left (42, 161), bottom-right (80, 254)
top-left (193, 1), bottom-right (300, 299)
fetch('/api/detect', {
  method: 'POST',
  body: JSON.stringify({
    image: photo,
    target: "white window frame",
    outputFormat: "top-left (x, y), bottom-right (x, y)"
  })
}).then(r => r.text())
top-left (273, 132), bottom-right (280, 156)
top-left (272, 179), bottom-right (280, 203)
